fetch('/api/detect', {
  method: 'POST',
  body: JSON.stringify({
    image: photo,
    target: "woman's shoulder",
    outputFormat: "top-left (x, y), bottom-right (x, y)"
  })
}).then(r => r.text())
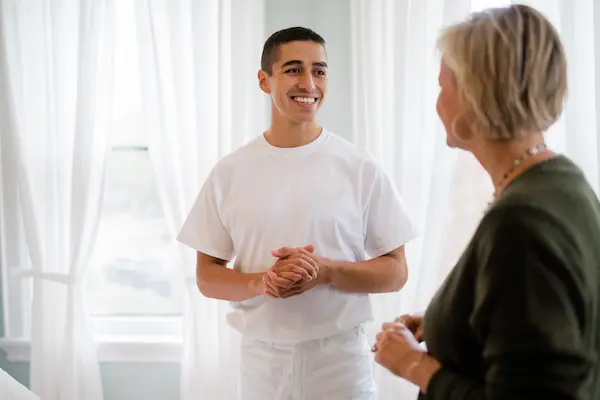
top-left (499, 155), bottom-right (592, 207)
top-left (483, 155), bottom-right (599, 234)
top-left (476, 204), bottom-right (561, 246)
top-left (473, 189), bottom-right (600, 278)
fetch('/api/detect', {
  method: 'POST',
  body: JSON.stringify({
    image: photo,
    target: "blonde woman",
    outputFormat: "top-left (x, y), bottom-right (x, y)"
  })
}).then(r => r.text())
top-left (373, 5), bottom-right (600, 399)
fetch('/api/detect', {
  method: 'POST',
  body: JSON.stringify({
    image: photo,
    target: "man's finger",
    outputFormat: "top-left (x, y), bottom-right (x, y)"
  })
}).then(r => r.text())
top-left (271, 247), bottom-right (295, 258)
top-left (263, 278), bottom-right (281, 295)
top-left (272, 244), bottom-right (315, 258)
top-left (272, 277), bottom-right (295, 288)
top-left (271, 262), bottom-right (313, 280)
top-left (295, 248), bottom-right (317, 260)
top-left (275, 271), bottom-right (303, 282)
top-left (303, 244), bottom-right (315, 253)
top-left (295, 254), bottom-right (319, 277)
top-left (278, 256), bottom-right (318, 278)
top-left (270, 275), bottom-right (296, 288)
top-left (278, 282), bottom-right (306, 297)
top-left (279, 286), bottom-right (304, 298)
top-left (269, 268), bottom-right (304, 281)
top-left (276, 252), bottom-right (318, 270)
top-left (292, 258), bottom-right (318, 279)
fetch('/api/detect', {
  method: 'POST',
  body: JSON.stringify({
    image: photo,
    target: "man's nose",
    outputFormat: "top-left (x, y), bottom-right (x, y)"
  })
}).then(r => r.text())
top-left (298, 72), bottom-right (316, 91)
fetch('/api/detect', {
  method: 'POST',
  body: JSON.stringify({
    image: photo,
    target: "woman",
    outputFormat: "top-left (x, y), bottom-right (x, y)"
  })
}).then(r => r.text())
top-left (373, 4), bottom-right (600, 399)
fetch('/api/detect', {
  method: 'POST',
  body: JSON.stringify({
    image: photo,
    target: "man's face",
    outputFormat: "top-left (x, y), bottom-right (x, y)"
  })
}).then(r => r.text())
top-left (259, 41), bottom-right (328, 123)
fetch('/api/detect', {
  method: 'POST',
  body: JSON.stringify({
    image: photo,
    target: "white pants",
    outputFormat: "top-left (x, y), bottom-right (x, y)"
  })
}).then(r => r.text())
top-left (239, 325), bottom-right (377, 400)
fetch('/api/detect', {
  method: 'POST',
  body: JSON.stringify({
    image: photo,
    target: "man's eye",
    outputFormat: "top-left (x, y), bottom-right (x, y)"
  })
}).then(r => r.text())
top-left (285, 68), bottom-right (300, 74)
top-left (314, 70), bottom-right (326, 76)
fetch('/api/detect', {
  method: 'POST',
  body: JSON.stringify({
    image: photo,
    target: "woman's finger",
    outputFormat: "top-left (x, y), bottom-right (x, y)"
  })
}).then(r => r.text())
top-left (382, 322), bottom-right (406, 332)
top-left (415, 326), bottom-right (424, 341)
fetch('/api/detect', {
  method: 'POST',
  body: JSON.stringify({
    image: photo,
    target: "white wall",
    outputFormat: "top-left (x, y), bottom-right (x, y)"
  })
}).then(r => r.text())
top-left (0, 1), bottom-right (353, 399)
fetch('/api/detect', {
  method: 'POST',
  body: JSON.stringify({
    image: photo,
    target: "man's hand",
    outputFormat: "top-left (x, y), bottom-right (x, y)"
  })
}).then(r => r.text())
top-left (263, 245), bottom-right (326, 298)
top-left (266, 274), bottom-right (320, 298)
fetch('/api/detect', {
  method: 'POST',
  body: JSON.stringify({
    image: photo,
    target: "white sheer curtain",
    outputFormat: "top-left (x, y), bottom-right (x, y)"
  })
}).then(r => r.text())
top-left (134, 0), bottom-right (266, 398)
top-left (0, 1), bottom-right (115, 399)
top-left (350, 1), bottom-right (472, 397)
top-left (351, 0), bottom-right (600, 398)
top-left (538, 0), bottom-right (600, 190)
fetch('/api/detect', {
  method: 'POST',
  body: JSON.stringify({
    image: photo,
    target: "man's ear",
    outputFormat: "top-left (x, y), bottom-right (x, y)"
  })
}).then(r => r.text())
top-left (258, 69), bottom-right (271, 94)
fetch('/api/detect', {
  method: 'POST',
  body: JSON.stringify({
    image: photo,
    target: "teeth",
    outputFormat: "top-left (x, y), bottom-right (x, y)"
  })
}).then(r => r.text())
top-left (293, 97), bottom-right (316, 104)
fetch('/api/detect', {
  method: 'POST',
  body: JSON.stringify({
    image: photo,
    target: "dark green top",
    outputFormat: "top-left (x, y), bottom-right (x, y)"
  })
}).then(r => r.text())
top-left (420, 155), bottom-right (600, 400)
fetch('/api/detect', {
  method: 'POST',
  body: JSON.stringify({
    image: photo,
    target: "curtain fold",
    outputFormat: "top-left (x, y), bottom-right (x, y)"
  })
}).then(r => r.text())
top-left (0, 0), bottom-right (115, 399)
top-left (350, 0), bottom-right (472, 398)
top-left (134, 0), bottom-right (266, 398)
top-left (0, 1), bottom-right (597, 399)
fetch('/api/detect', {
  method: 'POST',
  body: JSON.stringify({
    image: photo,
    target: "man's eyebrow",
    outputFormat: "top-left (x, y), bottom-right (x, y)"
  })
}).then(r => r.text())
top-left (280, 60), bottom-right (328, 68)
top-left (281, 60), bottom-right (302, 68)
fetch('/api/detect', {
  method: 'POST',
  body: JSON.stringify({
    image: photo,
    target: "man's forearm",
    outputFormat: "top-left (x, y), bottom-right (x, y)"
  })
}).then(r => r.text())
top-left (197, 262), bottom-right (264, 302)
top-left (321, 250), bottom-right (408, 293)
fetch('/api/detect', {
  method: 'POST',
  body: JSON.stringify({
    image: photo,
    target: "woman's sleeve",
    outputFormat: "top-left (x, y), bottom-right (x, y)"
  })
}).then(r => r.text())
top-left (425, 207), bottom-right (596, 400)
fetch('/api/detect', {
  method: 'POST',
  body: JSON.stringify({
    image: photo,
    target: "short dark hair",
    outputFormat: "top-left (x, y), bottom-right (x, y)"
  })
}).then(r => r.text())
top-left (260, 27), bottom-right (326, 75)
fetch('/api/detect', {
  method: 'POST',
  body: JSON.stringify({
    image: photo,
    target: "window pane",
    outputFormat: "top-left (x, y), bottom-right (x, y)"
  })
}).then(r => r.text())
top-left (86, 149), bottom-right (183, 316)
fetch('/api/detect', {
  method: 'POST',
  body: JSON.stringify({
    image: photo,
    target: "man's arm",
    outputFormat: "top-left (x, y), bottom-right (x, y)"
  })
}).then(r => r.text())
top-left (330, 158), bottom-right (415, 294)
top-left (197, 251), bottom-right (319, 301)
top-left (196, 252), bottom-right (264, 302)
top-left (321, 245), bottom-right (408, 293)
top-left (272, 245), bottom-right (408, 295)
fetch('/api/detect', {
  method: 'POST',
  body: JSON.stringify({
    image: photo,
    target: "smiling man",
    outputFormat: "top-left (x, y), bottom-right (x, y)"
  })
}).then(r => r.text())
top-left (177, 27), bottom-right (417, 399)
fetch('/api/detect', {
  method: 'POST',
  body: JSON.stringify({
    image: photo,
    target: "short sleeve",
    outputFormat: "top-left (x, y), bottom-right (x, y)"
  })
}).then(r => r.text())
top-left (363, 164), bottom-right (418, 258)
top-left (176, 173), bottom-right (235, 261)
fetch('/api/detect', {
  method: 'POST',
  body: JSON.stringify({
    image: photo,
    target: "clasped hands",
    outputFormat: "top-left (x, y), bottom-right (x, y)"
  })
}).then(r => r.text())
top-left (262, 244), bottom-right (326, 298)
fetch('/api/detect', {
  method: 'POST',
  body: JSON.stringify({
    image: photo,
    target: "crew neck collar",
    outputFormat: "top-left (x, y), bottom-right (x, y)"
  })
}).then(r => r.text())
top-left (258, 128), bottom-right (330, 157)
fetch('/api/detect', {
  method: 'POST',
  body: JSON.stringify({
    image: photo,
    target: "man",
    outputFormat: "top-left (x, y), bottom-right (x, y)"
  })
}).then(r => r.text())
top-left (177, 26), bottom-right (417, 399)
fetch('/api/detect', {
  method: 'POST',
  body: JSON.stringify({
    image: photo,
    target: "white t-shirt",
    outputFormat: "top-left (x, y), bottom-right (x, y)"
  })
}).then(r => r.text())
top-left (177, 129), bottom-right (417, 343)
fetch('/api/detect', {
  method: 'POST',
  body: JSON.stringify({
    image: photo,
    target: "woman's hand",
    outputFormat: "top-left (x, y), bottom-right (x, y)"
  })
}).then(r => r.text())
top-left (394, 313), bottom-right (424, 342)
top-left (373, 321), bottom-right (441, 393)
top-left (373, 322), bottom-right (424, 378)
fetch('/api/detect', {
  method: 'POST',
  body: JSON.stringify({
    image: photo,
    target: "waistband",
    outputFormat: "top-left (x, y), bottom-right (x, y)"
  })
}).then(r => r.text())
top-left (240, 324), bottom-right (366, 351)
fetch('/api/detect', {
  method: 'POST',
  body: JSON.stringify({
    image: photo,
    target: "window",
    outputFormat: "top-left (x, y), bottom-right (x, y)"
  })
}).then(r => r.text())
top-left (0, 2), bottom-right (183, 363)
top-left (85, 0), bottom-right (183, 319)
top-left (0, 172), bottom-right (32, 340)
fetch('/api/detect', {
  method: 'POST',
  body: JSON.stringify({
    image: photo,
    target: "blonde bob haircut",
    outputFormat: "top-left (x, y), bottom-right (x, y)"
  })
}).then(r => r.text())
top-left (437, 4), bottom-right (567, 140)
